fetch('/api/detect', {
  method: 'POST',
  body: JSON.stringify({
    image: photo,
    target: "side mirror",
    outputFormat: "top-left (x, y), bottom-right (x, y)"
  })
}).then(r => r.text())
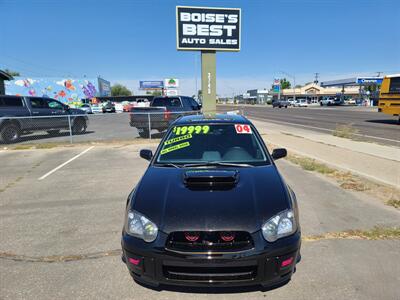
top-left (64, 105), bottom-right (70, 110)
top-left (140, 149), bottom-right (153, 161)
top-left (271, 148), bottom-right (287, 160)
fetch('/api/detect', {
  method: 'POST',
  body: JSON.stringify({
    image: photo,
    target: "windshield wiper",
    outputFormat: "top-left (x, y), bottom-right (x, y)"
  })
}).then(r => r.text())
top-left (154, 163), bottom-right (182, 168)
top-left (183, 162), bottom-right (254, 168)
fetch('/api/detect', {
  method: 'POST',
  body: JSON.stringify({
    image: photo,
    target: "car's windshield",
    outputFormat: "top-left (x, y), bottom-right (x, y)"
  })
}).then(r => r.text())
top-left (155, 123), bottom-right (269, 166)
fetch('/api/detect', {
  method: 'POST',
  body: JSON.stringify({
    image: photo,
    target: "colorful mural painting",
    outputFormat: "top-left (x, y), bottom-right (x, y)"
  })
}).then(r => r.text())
top-left (5, 77), bottom-right (98, 104)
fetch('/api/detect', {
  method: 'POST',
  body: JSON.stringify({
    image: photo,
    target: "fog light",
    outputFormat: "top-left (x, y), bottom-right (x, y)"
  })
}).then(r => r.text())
top-left (128, 257), bottom-right (141, 266)
top-left (281, 257), bottom-right (294, 268)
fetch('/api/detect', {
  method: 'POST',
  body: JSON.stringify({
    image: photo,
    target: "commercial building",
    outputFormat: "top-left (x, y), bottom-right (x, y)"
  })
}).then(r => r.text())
top-left (281, 83), bottom-right (360, 103)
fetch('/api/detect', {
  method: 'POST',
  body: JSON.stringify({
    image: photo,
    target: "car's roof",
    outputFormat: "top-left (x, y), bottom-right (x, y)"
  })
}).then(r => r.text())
top-left (173, 113), bottom-right (251, 125)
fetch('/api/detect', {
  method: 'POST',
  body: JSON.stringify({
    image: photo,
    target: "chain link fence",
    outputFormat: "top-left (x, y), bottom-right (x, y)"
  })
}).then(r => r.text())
top-left (0, 111), bottom-right (203, 145)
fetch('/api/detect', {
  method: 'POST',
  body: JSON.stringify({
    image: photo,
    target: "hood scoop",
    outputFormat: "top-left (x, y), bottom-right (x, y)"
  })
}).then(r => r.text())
top-left (183, 169), bottom-right (239, 190)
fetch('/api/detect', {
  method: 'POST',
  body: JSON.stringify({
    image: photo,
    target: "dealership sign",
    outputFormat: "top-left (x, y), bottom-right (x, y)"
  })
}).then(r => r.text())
top-left (139, 81), bottom-right (164, 90)
top-left (176, 6), bottom-right (241, 51)
top-left (164, 78), bottom-right (179, 89)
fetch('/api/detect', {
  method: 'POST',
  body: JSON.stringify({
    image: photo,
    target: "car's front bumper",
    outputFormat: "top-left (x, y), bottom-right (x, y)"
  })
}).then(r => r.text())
top-left (121, 230), bottom-right (301, 288)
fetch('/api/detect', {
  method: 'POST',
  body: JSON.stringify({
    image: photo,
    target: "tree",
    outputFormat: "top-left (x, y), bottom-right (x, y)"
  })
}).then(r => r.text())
top-left (146, 90), bottom-right (162, 96)
top-left (280, 78), bottom-right (291, 89)
top-left (4, 69), bottom-right (20, 76)
top-left (111, 84), bottom-right (132, 96)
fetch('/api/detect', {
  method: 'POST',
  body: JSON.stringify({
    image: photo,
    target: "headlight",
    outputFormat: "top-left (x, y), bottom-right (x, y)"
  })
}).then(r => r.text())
top-left (125, 210), bottom-right (158, 242)
top-left (262, 209), bottom-right (296, 242)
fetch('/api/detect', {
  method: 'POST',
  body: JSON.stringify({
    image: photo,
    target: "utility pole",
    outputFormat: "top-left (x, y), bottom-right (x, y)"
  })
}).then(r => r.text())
top-left (314, 72), bottom-right (319, 84)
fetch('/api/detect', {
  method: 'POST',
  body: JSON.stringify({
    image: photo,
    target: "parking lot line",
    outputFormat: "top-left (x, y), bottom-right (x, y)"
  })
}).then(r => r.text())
top-left (38, 146), bottom-right (95, 180)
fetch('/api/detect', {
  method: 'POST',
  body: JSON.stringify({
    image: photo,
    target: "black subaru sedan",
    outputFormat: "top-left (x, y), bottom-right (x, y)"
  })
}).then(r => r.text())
top-left (121, 114), bottom-right (301, 289)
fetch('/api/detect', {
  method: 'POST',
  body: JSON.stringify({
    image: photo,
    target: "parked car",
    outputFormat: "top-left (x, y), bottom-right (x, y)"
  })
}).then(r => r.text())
top-left (80, 104), bottom-right (93, 114)
top-left (129, 96), bottom-right (201, 138)
top-left (123, 102), bottom-right (135, 112)
top-left (102, 101), bottom-right (116, 113)
top-left (0, 95), bottom-right (88, 143)
top-left (121, 114), bottom-right (301, 288)
top-left (294, 99), bottom-right (308, 107)
top-left (91, 104), bottom-right (103, 114)
top-left (288, 99), bottom-right (296, 106)
top-left (115, 103), bottom-right (124, 113)
top-left (320, 96), bottom-right (335, 106)
top-left (272, 99), bottom-right (290, 108)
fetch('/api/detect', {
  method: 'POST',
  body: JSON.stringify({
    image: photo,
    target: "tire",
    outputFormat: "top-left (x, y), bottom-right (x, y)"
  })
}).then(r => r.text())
top-left (47, 130), bottom-right (61, 135)
top-left (138, 128), bottom-right (150, 138)
top-left (72, 119), bottom-right (87, 134)
top-left (1, 123), bottom-right (21, 144)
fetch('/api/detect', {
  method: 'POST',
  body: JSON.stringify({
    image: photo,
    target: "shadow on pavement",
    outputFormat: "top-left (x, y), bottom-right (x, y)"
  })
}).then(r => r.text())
top-left (0, 131), bottom-right (95, 145)
top-left (365, 119), bottom-right (399, 125)
top-left (134, 278), bottom-right (290, 294)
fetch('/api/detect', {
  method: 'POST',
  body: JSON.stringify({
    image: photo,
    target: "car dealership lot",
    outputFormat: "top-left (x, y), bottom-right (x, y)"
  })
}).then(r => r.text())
top-left (1, 145), bottom-right (399, 299)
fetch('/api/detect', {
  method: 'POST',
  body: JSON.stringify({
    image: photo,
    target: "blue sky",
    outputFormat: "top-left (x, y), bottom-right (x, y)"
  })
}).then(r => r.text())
top-left (1, 0), bottom-right (399, 96)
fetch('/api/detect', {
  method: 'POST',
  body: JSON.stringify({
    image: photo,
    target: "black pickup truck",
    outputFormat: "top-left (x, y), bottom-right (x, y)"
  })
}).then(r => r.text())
top-left (129, 96), bottom-right (201, 138)
top-left (0, 95), bottom-right (88, 143)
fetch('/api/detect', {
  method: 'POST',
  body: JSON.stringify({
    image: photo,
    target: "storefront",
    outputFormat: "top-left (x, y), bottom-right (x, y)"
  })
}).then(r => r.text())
top-left (282, 83), bottom-right (360, 102)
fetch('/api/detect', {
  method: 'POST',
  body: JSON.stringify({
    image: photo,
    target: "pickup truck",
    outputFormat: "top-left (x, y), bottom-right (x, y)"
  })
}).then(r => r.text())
top-left (129, 96), bottom-right (201, 138)
top-left (0, 95), bottom-right (88, 143)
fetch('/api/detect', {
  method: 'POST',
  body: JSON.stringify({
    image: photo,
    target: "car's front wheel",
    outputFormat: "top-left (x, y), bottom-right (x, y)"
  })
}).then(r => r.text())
top-left (72, 119), bottom-right (87, 134)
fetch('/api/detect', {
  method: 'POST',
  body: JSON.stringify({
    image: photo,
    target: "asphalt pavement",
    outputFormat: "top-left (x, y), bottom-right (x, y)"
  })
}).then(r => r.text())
top-left (218, 105), bottom-right (399, 147)
top-left (1, 145), bottom-right (399, 299)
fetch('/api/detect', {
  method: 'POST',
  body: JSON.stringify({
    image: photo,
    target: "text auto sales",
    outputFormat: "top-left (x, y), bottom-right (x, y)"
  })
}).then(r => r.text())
top-left (180, 12), bottom-right (239, 46)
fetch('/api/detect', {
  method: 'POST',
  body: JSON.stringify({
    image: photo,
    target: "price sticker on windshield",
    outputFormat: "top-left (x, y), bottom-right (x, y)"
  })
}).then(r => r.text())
top-left (235, 124), bottom-right (252, 134)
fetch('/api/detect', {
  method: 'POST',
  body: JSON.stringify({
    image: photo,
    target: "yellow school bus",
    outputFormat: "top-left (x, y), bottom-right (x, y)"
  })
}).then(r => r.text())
top-left (378, 74), bottom-right (400, 123)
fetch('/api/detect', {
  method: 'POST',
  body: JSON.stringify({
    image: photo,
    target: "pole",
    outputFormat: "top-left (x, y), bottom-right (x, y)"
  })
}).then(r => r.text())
top-left (68, 115), bottom-right (73, 144)
top-left (195, 53), bottom-right (198, 100)
top-left (293, 76), bottom-right (296, 102)
top-left (201, 51), bottom-right (216, 113)
top-left (147, 113), bottom-right (151, 140)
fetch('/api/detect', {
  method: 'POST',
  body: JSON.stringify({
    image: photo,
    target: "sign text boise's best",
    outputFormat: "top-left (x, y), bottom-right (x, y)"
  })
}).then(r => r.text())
top-left (176, 6), bottom-right (241, 51)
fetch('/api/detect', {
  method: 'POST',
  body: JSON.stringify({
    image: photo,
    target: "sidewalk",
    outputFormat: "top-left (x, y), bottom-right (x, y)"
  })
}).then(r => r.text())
top-left (251, 119), bottom-right (400, 187)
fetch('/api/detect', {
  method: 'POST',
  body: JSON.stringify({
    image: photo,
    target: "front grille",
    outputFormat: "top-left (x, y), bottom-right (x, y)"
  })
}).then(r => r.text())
top-left (163, 265), bottom-right (257, 282)
top-left (166, 231), bottom-right (254, 253)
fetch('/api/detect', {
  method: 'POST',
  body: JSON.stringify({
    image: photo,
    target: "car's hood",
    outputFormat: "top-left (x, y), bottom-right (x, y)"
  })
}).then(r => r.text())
top-left (131, 166), bottom-right (291, 233)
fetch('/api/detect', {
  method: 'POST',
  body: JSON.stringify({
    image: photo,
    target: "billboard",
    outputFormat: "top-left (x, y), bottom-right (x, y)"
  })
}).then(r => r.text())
top-left (164, 78), bottom-right (179, 89)
top-left (176, 6), bottom-right (241, 51)
top-left (139, 81), bottom-right (164, 89)
top-left (5, 77), bottom-right (98, 103)
top-left (98, 77), bottom-right (111, 96)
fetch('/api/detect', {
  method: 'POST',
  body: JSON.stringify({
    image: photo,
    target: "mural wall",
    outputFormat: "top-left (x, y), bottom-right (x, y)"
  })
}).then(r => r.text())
top-left (5, 77), bottom-right (98, 104)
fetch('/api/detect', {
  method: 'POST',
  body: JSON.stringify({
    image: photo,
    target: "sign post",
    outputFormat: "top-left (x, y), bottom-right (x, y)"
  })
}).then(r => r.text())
top-left (201, 51), bottom-right (216, 112)
top-left (176, 6), bottom-right (241, 113)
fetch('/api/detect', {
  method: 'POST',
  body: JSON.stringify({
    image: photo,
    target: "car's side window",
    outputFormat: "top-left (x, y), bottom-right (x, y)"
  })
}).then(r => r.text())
top-left (190, 98), bottom-right (199, 109)
top-left (46, 99), bottom-right (64, 110)
top-left (29, 98), bottom-right (47, 109)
